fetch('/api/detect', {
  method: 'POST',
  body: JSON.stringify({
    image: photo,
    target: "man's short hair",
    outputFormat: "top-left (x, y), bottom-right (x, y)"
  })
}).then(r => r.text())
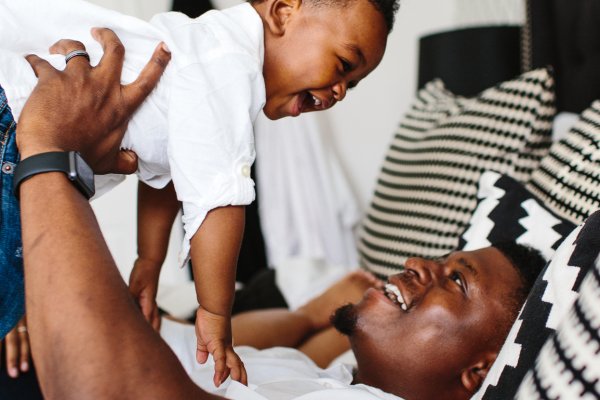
top-left (491, 241), bottom-right (546, 345)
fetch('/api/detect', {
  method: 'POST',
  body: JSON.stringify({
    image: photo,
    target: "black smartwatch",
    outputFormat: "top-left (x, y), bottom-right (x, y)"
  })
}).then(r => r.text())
top-left (13, 151), bottom-right (95, 200)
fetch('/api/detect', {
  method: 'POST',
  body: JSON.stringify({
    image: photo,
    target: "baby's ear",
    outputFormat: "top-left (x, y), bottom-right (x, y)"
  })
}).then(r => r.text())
top-left (263, 0), bottom-right (301, 36)
top-left (460, 351), bottom-right (497, 394)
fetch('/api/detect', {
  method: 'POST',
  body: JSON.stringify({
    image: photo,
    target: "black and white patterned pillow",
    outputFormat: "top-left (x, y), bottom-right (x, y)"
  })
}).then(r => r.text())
top-left (358, 68), bottom-right (556, 277)
top-left (515, 211), bottom-right (600, 399)
top-left (526, 100), bottom-right (600, 225)
top-left (468, 180), bottom-right (598, 399)
top-left (459, 171), bottom-right (575, 259)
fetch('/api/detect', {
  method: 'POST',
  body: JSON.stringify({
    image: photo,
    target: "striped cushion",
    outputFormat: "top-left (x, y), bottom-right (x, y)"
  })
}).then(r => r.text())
top-left (526, 100), bottom-right (600, 225)
top-left (358, 69), bottom-right (556, 276)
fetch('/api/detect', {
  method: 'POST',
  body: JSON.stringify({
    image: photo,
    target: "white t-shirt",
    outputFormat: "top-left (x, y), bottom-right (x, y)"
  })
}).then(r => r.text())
top-left (0, 0), bottom-right (264, 264)
top-left (160, 318), bottom-right (402, 400)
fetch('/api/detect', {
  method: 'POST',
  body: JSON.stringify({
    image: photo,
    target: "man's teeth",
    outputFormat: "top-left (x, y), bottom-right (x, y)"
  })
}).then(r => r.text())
top-left (385, 283), bottom-right (408, 311)
top-left (312, 95), bottom-right (322, 106)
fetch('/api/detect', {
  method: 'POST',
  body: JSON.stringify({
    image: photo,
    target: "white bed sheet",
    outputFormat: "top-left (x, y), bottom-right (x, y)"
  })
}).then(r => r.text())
top-left (160, 318), bottom-right (401, 400)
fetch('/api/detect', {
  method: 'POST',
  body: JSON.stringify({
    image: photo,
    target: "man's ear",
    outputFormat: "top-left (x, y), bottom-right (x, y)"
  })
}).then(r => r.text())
top-left (460, 352), bottom-right (497, 394)
top-left (263, 0), bottom-right (301, 36)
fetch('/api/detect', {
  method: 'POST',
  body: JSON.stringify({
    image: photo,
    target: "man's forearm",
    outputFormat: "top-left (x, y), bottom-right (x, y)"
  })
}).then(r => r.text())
top-left (12, 29), bottom-right (220, 399)
top-left (20, 172), bottom-right (217, 399)
top-left (232, 308), bottom-right (317, 349)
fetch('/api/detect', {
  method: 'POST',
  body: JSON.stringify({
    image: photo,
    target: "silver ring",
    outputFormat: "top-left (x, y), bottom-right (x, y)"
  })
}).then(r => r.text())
top-left (17, 326), bottom-right (27, 333)
top-left (65, 49), bottom-right (90, 64)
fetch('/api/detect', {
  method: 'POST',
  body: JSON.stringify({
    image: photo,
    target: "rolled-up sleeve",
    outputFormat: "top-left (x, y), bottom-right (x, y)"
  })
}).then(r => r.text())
top-left (168, 54), bottom-right (264, 266)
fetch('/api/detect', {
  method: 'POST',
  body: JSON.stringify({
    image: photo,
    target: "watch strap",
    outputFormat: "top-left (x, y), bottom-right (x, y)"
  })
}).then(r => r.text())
top-left (13, 151), bottom-right (94, 200)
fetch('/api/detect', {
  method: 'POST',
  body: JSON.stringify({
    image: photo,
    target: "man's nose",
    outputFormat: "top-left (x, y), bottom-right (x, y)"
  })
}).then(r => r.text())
top-left (404, 257), bottom-right (442, 286)
top-left (332, 81), bottom-right (347, 102)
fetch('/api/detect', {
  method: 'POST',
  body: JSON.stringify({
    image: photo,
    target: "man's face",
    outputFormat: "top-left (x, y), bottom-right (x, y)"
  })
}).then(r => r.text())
top-left (261, 0), bottom-right (388, 119)
top-left (338, 247), bottom-right (522, 399)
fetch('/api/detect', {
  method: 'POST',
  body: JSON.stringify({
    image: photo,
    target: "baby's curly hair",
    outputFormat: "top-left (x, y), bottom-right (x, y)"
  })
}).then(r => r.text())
top-left (250, 0), bottom-right (400, 33)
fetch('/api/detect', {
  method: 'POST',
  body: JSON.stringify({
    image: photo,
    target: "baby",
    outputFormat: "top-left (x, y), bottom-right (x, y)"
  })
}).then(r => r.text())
top-left (0, 0), bottom-right (397, 386)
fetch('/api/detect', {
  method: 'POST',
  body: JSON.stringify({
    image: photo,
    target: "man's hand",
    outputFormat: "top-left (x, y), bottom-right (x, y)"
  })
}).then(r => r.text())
top-left (16, 27), bottom-right (171, 174)
top-left (0, 317), bottom-right (30, 379)
top-left (297, 270), bottom-right (383, 330)
top-left (129, 258), bottom-right (161, 331)
top-left (195, 306), bottom-right (247, 387)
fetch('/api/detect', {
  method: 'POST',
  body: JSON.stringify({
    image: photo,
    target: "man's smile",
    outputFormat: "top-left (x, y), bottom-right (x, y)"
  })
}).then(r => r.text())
top-left (384, 282), bottom-right (409, 311)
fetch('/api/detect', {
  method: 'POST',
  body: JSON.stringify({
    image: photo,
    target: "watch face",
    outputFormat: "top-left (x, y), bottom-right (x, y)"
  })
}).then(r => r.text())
top-left (70, 152), bottom-right (95, 198)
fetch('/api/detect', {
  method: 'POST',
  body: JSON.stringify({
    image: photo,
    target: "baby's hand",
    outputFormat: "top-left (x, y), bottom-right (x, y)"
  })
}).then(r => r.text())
top-left (195, 306), bottom-right (247, 387)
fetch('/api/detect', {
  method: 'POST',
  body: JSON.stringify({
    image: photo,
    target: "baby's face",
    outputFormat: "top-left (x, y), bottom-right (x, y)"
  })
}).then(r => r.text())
top-left (262, 0), bottom-right (388, 119)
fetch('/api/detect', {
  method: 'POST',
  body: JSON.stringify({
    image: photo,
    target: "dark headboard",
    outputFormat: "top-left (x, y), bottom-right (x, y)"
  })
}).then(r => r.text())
top-left (525, 0), bottom-right (600, 113)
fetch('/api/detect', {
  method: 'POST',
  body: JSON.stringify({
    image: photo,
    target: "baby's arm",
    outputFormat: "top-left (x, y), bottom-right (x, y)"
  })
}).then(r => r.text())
top-left (129, 180), bottom-right (181, 330)
top-left (190, 205), bottom-right (246, 387)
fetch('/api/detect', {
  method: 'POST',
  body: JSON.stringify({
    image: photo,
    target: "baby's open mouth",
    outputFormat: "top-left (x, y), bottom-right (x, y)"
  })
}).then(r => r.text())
top-left (299, 91), bottom-right (328, 112)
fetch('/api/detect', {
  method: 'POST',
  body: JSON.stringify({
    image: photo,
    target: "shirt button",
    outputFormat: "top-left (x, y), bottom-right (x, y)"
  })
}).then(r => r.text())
top-left (2, 163), bottom-right (13, 174)
top-left (241, 164), bottom-right (251, 178)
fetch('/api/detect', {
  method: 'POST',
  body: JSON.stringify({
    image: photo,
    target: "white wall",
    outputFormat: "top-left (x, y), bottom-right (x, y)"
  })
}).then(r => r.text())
top-left (87, 0), bottom-right (524, 277)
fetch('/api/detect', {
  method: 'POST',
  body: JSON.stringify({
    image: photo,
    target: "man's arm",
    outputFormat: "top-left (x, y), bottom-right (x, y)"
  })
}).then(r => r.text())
top-left (231, 270), bottom-right (380, 364)
top-left (18, 29), bottom-right (221, 399)
top-left (232, 308), bottom-right (317, 349)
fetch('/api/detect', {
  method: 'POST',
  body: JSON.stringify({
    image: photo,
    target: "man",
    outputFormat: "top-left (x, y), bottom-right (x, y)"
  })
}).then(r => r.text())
top-left (15, 30), bottom-right (544, 400)
top-left (206, 243), bottom-right (541, 400)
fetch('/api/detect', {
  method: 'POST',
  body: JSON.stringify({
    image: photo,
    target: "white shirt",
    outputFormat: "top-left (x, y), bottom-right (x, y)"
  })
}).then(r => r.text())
top-left (0, 0), bottom-right (264, 264)
top-left (160, 318), bottom-right (402, 400)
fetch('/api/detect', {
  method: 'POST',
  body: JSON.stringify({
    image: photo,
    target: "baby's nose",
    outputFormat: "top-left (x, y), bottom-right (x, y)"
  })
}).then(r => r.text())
top-left (332, 81), bottom-right (347, 102)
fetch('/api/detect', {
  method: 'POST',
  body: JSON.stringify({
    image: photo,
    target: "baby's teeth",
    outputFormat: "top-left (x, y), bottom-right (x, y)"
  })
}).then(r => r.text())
top-left (313, 96), bottom-right (322, 106)
top-left (400, 303), bottom-right (407, 311)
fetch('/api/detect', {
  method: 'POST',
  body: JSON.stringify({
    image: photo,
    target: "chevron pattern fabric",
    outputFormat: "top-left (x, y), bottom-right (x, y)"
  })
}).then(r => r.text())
top-left (475, 209), bottom-right (599, 399)
top-left (459, 171), bottom-right (575, 259)
top-left (358, 69), bottom-right (556, 277)
top-left (527, 100), bottom-right (600, 225)
top-left (515, 210), bottom-right (600, 400)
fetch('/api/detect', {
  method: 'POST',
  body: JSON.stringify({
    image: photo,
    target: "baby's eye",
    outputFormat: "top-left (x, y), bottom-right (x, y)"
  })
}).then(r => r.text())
top-left (340, 58), bottom-right (352, 73)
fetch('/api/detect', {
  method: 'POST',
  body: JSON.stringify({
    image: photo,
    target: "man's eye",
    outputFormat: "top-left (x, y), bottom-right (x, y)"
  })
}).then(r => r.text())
top-left (450, 272), bottom-right (465, 291)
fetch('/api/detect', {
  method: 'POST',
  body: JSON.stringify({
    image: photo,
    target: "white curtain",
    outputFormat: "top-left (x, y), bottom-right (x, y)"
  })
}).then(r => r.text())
top-left (254, 112), bottom-right (360, 268)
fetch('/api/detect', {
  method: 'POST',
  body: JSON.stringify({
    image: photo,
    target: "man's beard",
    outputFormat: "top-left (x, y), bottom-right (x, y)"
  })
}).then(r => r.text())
top-left (331, 303), bottom-right (358, 336)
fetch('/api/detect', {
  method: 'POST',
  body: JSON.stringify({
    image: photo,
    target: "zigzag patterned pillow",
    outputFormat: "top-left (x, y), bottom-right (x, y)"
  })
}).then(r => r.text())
top-left (358, 69), bottom-right (555, 276)
top-left (526, 100), bottom-right (600, 225)
top-left (469, 181), bottom-right (598, 399)
top-left (459, 171), bottom-right (575, 259)
top-left (515, 212), bottom-right (600, 399)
